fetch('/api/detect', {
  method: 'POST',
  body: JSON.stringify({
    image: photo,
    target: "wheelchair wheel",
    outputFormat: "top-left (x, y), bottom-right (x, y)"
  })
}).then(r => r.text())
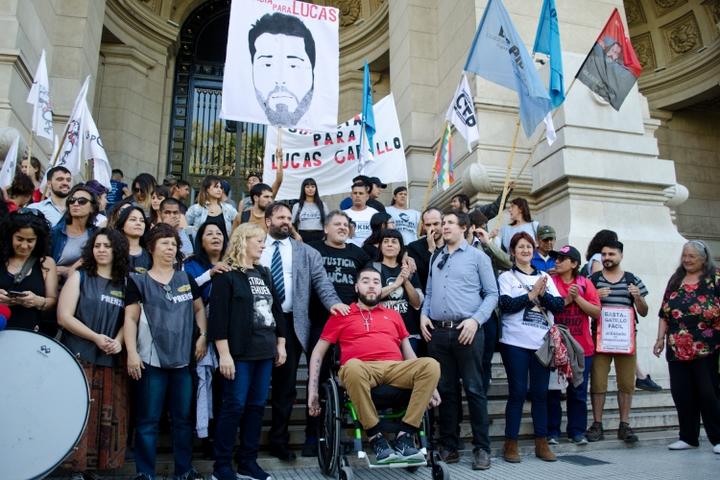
top-left (318, 378), bottom-right (341, 475)
top-left (432, 461), bottom-right (450, 480)
top-left (339, 465), bottom-right (354, 480)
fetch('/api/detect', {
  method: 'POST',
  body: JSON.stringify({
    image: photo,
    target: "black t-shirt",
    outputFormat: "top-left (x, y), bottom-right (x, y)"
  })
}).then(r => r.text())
top-left (367, 198), bottom-right (386, 213)
top-left (378, 263), bottom-right (422, 335)
top-left (245, 268), bottom-right (278, 360)
top-left (308, 240), bottom-right (370, 326)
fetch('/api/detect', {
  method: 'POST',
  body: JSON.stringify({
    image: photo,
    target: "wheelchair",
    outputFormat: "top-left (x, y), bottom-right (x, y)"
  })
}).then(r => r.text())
top-left (316, 371), bottom-right (450, 480)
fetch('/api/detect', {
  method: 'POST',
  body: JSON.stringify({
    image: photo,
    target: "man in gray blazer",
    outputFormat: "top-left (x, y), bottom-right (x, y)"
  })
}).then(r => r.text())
top-left (260, 202), bottom-right (348, 461)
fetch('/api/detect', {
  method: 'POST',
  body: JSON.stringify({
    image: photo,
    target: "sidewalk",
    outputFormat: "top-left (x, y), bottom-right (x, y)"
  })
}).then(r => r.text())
top-left (48, 435), bottom-right (719, 480)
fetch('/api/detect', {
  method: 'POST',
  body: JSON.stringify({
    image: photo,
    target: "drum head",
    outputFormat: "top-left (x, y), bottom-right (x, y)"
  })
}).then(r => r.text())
top-left (0, 329), bottom-right (90, 480)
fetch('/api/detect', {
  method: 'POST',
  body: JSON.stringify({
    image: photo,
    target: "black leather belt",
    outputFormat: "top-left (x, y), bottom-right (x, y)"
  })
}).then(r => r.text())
top-left (432, 320), bottom-right (462, 328)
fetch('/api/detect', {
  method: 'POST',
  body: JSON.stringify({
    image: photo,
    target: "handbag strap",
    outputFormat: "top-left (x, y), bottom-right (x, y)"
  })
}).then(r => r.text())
top-left (13, 256), bottom-right (37, 285)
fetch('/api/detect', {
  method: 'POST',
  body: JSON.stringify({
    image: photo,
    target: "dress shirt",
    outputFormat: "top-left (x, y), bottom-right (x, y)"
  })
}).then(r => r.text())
top-left (421, 240), bottom-right (498, 325)
top-left (260, 235), bottom-right (293, 312)
top-left (27, 197), bottom-right (65, 227)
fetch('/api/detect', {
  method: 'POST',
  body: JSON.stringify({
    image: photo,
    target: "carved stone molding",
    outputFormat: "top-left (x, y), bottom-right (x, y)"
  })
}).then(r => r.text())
top-left (626, 0), bottom-right (647, 26)
top-left (703, 0), bottom-right (720, 34)
top-left (632, 32), bottom-right (657, 69)
top-left (100, 44), bottom-right (157, 76)
top-left (105, 0), bottom-right (179, 58)
top-left (662, 12), bottom-right (702, 59)
top-left (652, 0), bottom-right (687, 16)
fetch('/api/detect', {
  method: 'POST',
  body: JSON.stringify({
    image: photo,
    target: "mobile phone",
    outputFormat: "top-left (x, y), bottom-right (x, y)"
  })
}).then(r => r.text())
top-left (7, 290), bottom-right (28, 297)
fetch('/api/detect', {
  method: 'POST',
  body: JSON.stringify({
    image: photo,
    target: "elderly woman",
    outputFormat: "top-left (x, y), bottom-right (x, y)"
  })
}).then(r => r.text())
top-left (0, 209), bottom-right (58, 335)
top-left (58, 228), bottom-right (130, 477)
top-left (209, 223), bottom-right (286, 480)
top-left (123, 223), bottom-right (207, 480)
top-left (498, 231), bottom-right (564, 463)
top-left (50, 184), bottom-right (99, 281)
top-left (654, 240), bottom-right (720, 454)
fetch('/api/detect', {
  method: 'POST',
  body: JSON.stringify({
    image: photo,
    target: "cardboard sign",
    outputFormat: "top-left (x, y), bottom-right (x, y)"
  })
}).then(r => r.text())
top-left (596, 306), bottom-right (635, 354)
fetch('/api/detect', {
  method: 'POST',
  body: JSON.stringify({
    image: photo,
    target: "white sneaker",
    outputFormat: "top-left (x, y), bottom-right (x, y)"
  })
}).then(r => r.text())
top-left (668, 440), bottom-right (696, 450)
top-left (713, 443), bottom-right (720, 454)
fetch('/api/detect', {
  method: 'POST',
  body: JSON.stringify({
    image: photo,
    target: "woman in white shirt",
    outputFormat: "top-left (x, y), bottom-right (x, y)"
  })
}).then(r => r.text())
top-left (291, 178), bottom-right (328, 243)
top-left (499, 198), bottom-right (538, 252)
top-left (498, 231), bottom-right (564, 463)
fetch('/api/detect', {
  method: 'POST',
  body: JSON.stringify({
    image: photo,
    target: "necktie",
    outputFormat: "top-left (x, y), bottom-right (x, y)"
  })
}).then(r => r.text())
top-left (271, 240), bottom-right (285, 304)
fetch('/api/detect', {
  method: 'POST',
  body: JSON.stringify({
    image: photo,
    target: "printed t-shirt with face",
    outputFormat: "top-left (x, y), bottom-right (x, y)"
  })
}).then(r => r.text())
top-left (307, 241), bottom-right (370, 327)
top-left (379, 263), bottom-right (422, 336)
top-left (126, 271), bottom-right (201, 368)
top-left (550, 274), bottom-right (600, 355)
top-left (343, 206), bottom-right (378, 247)
top-left (321, 303), bottom-right (408, 365)
top-left (244, 267), bottom-right (278, 360)
top-left (61, 273), bottom-right (125, 367)
top-left (386, 206), bottom-right (420, 246)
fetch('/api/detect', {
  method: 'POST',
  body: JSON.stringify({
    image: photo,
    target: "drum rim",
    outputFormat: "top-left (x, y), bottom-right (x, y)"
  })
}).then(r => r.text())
top-left (2, 327), bottom-right (92, 480)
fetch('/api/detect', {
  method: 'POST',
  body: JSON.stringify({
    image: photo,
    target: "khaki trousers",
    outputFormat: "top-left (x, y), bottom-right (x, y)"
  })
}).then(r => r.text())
top-left (338, 357), bottom-right (440, 432)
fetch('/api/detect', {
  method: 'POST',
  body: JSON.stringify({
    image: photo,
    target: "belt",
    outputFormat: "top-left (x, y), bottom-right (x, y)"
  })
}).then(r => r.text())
top-left (432, 320), bottom-right (462, 328)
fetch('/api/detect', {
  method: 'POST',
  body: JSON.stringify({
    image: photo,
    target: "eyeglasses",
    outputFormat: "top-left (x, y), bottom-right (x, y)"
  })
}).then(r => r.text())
top-left (437, 252), bottom-right (450, 270)
top-left (68, 197), bottom-right (92, 206)
top-left (162, 284), bottom-right (173, 301)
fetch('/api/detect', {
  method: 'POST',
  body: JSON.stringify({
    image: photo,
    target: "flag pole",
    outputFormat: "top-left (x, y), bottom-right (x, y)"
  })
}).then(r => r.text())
top-left (421, 120), bottom-right (449, 212)
top-left (26, 132), bottom-right (33, 163)
top-left (493, 118), bottom-right (521, 232)
top-left (50, 120), bottom-right (73, 167)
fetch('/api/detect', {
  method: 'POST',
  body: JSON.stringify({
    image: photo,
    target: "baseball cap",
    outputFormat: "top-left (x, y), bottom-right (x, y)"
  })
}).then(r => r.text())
top-left (537, 225), bottom-right (556, 240)
top-left (550, 245), bottom-right (581, 264)
top-left (368, 177), bottom-right (387, 189)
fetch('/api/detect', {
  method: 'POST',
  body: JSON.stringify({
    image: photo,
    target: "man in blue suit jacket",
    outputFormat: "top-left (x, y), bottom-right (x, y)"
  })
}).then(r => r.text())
top-left (260, 202), bottom-right (348, 461)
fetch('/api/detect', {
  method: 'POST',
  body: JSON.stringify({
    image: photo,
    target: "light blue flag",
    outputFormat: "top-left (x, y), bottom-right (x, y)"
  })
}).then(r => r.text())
top-left (464, 0), bottom-right (551, 137)
top-left (533, 0), bottom-right (565, 108)
top-left (361, 61), bottom-right (376, 154)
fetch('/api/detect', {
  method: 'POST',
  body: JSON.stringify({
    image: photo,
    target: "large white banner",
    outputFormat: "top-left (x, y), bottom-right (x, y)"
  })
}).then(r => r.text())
top-left (221, 0), bottom-right (339, 132)
top-left (264, 94), bottom-right (407, 199)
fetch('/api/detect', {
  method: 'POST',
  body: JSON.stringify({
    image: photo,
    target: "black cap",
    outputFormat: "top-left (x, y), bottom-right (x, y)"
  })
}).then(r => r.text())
top-left (368, 177), bottom-right (387, 189)
top-left (549, 245), bottom-right (581, 264)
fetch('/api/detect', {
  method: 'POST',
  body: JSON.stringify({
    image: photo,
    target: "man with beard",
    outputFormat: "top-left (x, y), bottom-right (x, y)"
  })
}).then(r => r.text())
top-left (406, 207), bottom-right (444, 290)
top-left (307, 267), bottom-right (441, 464)
top-left (249, 13), bottom-right (315, 127)
top-left (586, 240), bottom-right (648, 444)
top-left (259, 202), bottom-right (348, 461)
top-left (27, 166), bottom-right (72, 226)
top-left (232, 182), bottom-right (274, 232)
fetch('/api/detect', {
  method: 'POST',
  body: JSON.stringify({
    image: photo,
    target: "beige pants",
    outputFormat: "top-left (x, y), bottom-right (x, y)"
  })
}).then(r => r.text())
top-left (338, 357), bottom-right (440, 431)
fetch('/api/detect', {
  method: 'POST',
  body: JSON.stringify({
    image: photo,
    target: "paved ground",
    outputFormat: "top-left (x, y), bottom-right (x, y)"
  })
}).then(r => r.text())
top-left (47, 435), bottom-right (719, 480)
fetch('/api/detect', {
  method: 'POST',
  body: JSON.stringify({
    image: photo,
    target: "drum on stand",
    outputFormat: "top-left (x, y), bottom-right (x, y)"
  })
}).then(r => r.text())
top-left (0, 328), bottom-right (90, 480)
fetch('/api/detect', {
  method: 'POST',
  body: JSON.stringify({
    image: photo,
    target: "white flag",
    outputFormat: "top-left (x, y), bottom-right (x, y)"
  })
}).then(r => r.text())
top-left (83, 103), bottom-right (112, 189)
top-left (26, 50), bottom-right (54, 142)
top-left (445, 74), bottom-right (480, 151)
top-left (55, 76), bottom-right (90, 177)
top-left (357, 125), bottom-right (375, 175)
top-left (543, 112), bottom-right (556, 146)
top-left (0, 135), bottom-right (19, 188)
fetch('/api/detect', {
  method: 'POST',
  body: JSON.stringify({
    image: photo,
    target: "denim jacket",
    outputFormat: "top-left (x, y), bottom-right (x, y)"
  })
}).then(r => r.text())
top-left (50, 221), bottom-right (98, 263)
top-left (185, 202), bottom-right (237, 236)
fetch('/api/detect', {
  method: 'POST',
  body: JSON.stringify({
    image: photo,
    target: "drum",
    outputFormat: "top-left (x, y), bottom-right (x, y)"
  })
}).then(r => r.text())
top-left (0, 328), bottom-right (90, 480)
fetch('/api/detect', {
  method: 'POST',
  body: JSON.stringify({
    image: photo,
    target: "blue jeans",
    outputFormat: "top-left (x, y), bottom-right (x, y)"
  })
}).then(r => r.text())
top-left (213, 359), bottom-right (273, 480)
top-left (501, 343), bottom-right (551, 439)
top-left (135, 364), bottom-right (193, 477)
top-left (547, 356), bottom-right (593, 438)
top-left (427, 325), bottom-right (490, 452)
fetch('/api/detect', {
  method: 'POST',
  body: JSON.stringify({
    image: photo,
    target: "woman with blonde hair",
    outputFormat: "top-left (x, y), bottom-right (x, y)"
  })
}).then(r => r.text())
top-left (208, 222), bottom-right (287, 480)
top-left (186, 175), bottom-right (237, 240)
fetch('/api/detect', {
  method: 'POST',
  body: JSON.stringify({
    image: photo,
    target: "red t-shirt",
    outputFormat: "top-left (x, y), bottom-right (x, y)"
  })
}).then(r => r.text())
top-left (551, 275), bottom-right (600, 355)
top-left (321, 303), bottom-right (409, 365)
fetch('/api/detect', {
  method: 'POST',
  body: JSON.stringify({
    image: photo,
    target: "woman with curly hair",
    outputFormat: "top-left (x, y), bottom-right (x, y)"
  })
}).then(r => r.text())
top-left (186, 175), bottom-right (237, 240)
top-left (123, 223), bottom-right (207, 480)
top-left (116, 206), bottom-right (152, 274)
top-left (58, 228), bottom-right (130, 477)
top-left (583, 229), bottom-right (618, 276)
top-left (209, 222), bottom-right (286, 480)
top-left (654, 240), bottom-right (720, 454)
top-left (0, 209), bottom-right (58, 335)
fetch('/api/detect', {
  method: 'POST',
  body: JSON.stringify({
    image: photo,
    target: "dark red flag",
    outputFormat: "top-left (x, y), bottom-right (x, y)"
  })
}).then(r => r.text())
top-left (576, 8), bottom-right (642, 111)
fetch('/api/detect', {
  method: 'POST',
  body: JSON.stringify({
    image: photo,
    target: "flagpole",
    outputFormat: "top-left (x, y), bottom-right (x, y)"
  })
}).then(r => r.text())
top-left (50, 120), bottom-right (73, 167)
top-left (493, 118), bottom-right (521, 232)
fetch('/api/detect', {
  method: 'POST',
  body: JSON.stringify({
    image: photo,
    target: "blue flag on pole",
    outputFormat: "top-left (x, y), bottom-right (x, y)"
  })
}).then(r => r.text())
top-left (361, 61), bottom-right (375, 154)
top-left (464, 0), bottom-right (551, 137)
top-left (533, 0), bottom-right (564, 108)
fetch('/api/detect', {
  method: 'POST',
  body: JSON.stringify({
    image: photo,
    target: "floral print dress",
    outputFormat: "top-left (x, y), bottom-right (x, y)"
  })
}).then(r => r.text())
top-left (659, 270), bottom-right (720, 361)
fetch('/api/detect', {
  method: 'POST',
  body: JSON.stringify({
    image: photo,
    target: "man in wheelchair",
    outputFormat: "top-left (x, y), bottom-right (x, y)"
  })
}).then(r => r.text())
top-left (308, 267), bottom-right (441, 464)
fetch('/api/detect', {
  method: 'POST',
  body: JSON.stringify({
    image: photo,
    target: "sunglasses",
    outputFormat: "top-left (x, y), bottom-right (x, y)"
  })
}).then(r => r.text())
top-left (162, 284), bottom-right (174, 301)
top-left (68, 197), bottom-right (93, 206)
top-left (133, 187), bottom-right (141, 193)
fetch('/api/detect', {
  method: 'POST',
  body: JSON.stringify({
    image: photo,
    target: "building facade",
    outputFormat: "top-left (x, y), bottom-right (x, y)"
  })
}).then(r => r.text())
top-left (0, 0), bottom-right (718, 375)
